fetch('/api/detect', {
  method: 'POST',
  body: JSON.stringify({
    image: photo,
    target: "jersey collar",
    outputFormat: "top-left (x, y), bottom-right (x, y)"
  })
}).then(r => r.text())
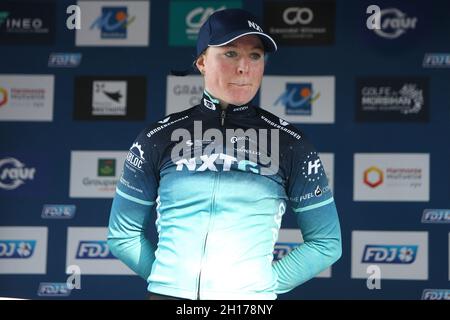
top-left (199, 90), bottom-right (256, 117)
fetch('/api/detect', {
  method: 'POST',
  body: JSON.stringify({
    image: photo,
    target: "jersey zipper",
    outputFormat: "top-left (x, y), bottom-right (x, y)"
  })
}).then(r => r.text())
top-left (221, 109), bottom-right (226, 126)
top-left (196, 109), bottom-right (225, 299)
top-left (196, 171), bottom-right (220, 300)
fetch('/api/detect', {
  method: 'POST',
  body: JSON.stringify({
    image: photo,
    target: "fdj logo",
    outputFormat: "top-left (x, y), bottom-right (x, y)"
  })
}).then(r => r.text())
top-left (98, 159), bottom-right (116, 177)
top-left (274, 83), bottom-right (320, 115)
top-left (0, 240), bottom-right (36, 259)
top-left (422, 289), bottom-right (450, 300)
top-left (273, 242), bottom-right (298, 261)
top-left (42, 205), bottom-right (76, 219)
top-left (48, 53), bottom-right (82, 67)
top-left (90, 7), bottom-right (135, 39)
top-left (421, 209), bottom-right (450, 223)
top-left (37, 283), bottom-right (71, 297)
top-left (362, 245), bottom-right (418, 264)
top-left (76, 241), bottom-right (115, 259)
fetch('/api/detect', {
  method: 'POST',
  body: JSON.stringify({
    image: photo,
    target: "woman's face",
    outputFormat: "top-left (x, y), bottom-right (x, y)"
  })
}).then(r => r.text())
top-left (196, 35), bottom-right (265, 107)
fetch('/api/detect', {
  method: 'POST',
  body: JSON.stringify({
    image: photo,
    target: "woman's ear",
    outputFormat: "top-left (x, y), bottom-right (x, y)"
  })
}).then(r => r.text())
top-left (196, 54), bottom-right (205, 75)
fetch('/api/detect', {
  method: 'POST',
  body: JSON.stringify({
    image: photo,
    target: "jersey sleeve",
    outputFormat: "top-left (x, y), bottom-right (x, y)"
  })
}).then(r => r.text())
top-left (273, 135), bottom-right (342, 294)
top-left (107, 128), bottom-right (159, 280)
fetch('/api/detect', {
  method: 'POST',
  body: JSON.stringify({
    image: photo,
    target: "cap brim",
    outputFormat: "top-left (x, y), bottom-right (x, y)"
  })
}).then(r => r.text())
top-left (209, 30), bottom-right (277, 52)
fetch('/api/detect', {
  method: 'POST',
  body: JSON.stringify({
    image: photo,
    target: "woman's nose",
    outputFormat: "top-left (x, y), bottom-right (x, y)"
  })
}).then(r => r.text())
top-left (237, 58), bottom-right (249, 74)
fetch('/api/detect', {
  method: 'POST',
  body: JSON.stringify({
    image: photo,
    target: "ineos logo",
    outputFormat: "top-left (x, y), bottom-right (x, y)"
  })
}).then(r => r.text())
top-left (283, 7), bottom-right (313, 25)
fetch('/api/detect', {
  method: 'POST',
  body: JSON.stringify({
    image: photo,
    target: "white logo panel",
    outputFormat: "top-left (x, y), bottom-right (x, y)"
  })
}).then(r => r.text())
top-left (0, 75), bottom-right (54, 122)
top-left (69, 151), bottom-right (127, 198)
top-left (352, 231), bottom-right (428, 280)
top-left (0, 227), bottom-right (47, 274)
top-left (166, 75), bottom-right (203, 115)
top-left (353, 153), bottom-right (429, 201)
top-left (66, 227), bottom-right (135, 275)
top-left (75, 1), bottom-right (150, 46)
top-left (260, 76), bottom-right (335, 123)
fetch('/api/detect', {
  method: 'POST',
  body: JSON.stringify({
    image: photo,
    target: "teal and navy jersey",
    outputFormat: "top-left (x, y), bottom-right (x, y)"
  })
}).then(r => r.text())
top-left (108, 92), bottom-right (342, 300)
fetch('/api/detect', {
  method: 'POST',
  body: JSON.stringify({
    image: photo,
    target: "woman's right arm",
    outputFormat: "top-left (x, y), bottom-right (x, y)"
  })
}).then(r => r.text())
top-left (107, 129), bottom-right (159, 280)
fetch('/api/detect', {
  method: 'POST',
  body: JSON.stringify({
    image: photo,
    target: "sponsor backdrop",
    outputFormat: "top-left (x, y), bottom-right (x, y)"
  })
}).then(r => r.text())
top-left (0, 0), bottom-right (449, 300)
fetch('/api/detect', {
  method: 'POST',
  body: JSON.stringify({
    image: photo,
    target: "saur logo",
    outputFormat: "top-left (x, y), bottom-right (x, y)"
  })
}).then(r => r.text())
top-left (273, 242), bottom-right (298, 261)
top-left (37, 282), bottom-right (71, 297)
top-left (362, 245), bottom-right (417, 264)
top-left (0, 240), bottom-right (36, 258)
top-left (76, 241), bottom-right (115, 259)
top-left (0, 157), bottom-right (36, 191)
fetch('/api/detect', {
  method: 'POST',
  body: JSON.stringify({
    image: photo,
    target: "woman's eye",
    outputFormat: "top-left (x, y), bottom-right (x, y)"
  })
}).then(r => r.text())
top-left (250, 52), bottom-right (262, 60)
top-left (225, 51), bottom-right (238, 58)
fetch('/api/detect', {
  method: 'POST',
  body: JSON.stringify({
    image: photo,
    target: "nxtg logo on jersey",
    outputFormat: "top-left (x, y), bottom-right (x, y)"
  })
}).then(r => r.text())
top-left (176, 153), bottom-right (261, 174)
top-left (37, 282), bottom-right (71, 297)
top-left (421, 289), bottom-right (450, 300)
top-left (273, 242), bottom-right (298, 261)
top-left (0, 240), bottom-right (36, 259)
top-left (362, 245), bottom-right (418, 264)
top-left (76, 241), bottom-right (115, 259)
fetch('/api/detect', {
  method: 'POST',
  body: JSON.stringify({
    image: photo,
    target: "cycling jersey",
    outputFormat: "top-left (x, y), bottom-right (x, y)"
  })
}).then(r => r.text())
top-left (107, 91), bottom-right (342, 300)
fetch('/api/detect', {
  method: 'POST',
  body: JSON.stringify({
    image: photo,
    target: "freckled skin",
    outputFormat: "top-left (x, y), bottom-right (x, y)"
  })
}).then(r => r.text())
top-left (196, 35), bottom-right (265, 108)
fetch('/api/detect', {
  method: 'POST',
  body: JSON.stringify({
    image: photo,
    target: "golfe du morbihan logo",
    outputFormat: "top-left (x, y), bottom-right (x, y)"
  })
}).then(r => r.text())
top-left (361, 83), bottom-right (425, 115)
top-left (0, 157), bottom-right (36, 190)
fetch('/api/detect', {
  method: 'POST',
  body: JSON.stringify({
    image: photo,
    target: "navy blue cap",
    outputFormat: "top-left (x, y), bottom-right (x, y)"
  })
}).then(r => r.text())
top-left (196, 8), bottom-right (277, 57)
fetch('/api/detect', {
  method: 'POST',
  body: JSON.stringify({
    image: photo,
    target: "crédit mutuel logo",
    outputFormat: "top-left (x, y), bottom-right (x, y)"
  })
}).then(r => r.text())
top-left (169, 110), bottom-right (281, 176)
